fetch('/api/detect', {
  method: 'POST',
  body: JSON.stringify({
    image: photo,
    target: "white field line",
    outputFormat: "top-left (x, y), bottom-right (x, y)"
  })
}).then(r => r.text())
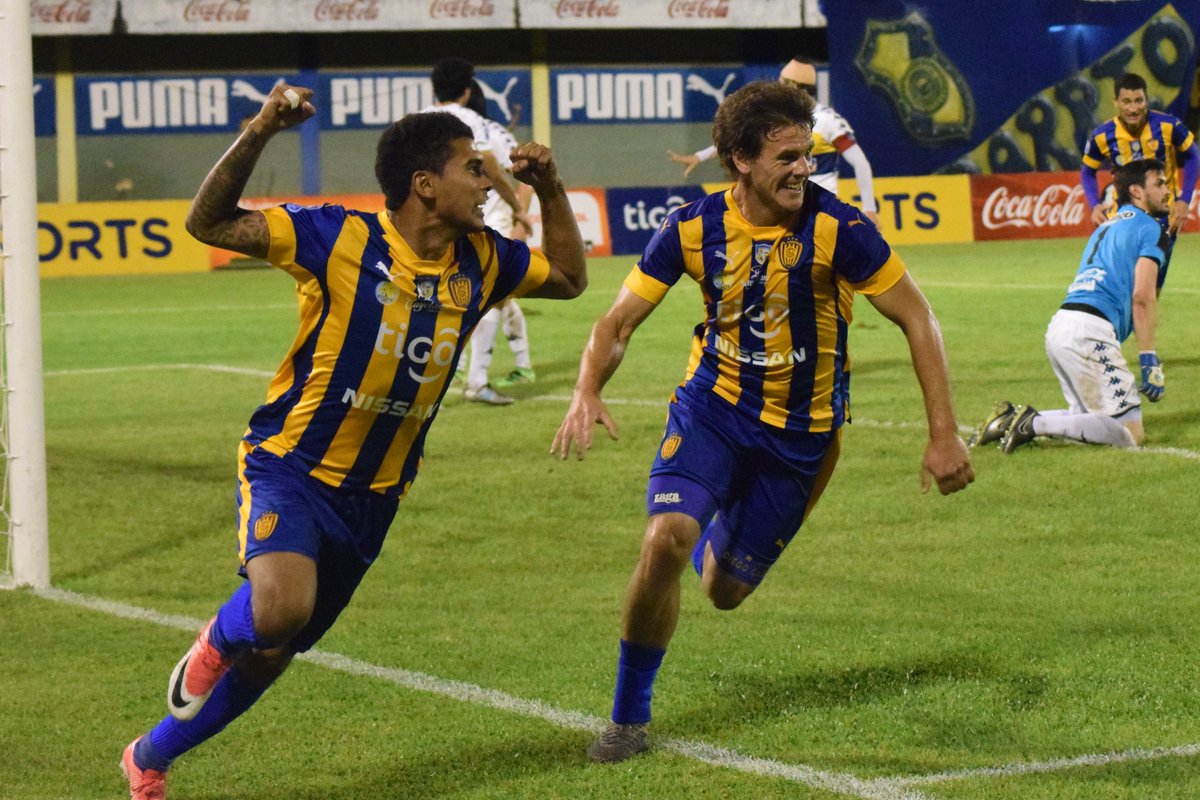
top-left (31, 587), bottom-right (925, 800)
top-left (40, 366), bottom-right (1200, 461)
top-left (918, 280), bottom-right (1200, 295)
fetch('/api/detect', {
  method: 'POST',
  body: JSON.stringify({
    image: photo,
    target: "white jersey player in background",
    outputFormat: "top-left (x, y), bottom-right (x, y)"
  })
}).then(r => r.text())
top-left (421, 59), bottom-right (534, 405)
top-left (669, 57), bottom-right (880, 227)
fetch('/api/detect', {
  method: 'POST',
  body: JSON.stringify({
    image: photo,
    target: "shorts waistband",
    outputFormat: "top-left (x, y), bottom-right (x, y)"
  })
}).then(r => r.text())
top-left (1059, 302), bottom-right (1110, 325)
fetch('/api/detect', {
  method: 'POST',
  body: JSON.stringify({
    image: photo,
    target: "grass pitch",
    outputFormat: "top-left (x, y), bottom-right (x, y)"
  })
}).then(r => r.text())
top-left (3, 238), bottom-right (1199, 799)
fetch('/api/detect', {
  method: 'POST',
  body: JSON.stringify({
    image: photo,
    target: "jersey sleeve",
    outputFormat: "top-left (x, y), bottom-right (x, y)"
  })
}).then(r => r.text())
top-left (1170, 116), bottom-right (1196, 151)
top-left (836, 213), bottom-right (906, 295)
top-left (624, 215), bottom-right (686, 305)
top-left (1138, 217), bottom-right (1169, 265)
top-left (488, 231), bottom-right (550, 300)
top-left (263, 203), bottom-right (347, 284)
top-left (1081, 133), bottom-right (1107, 170)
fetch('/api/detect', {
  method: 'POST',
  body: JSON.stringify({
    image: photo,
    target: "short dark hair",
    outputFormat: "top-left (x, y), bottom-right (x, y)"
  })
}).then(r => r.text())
top-left (465, 79), bottom-right (487, 117)
top-left (431, 57), bottom-right (475, 103)
top-left (375, 112), bottom-right (473, 210)
top-left (1113, 158), bottom-right (1165, 205)
top-left (712, 81), bottom-right (815, 176)
top-left (1115, 72), bottom-right (1147, 97)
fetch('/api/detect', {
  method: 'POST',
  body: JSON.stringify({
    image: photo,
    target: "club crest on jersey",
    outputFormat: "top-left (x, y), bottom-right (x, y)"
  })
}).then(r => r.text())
top-left (254, 511), bottom-right (278, 541)
top-left (660, 432), bottom-right (682, 460)
top-left (753, 242), bottom-right (772, 266)
top-left (448, 272), bottom-right (472, 308)
top-left (375, 281), bottom-right (401, 305)
top-left (781, 237), bottom-right (802, 269)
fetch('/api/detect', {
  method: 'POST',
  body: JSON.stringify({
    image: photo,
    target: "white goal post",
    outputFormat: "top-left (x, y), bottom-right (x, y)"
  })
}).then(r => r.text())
top-left (0, 0), bottom-right (51, 589)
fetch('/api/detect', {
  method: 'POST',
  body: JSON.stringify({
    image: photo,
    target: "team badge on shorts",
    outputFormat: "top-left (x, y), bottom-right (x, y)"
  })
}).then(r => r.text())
top-left (660, 432), bottom-right (682, 460)
top-left (448, 272), bottom-right (472, 308)
top-left (375, 281), bottom-right (400, 305)
top-left (781, 237), bottom-right (802, 269)
top-left (254, 511), bottom-right (279, 541)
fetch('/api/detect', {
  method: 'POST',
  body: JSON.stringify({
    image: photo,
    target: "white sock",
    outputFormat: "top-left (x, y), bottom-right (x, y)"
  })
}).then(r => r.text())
top-left (500, 301), bottom-right (531, 370)
top-left (1032, 412), bottom-right (1137, 448)
top-left (467, 308), bottom-right (501, 392)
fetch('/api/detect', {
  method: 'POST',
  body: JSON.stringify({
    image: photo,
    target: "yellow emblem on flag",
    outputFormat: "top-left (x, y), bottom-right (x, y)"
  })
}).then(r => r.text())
top-left (660, 433), bottom-right (682, 460)
top-left (781, 237), bottom-right (802, 268)
top-left (448, 273), bottom-right (472, 308)
top-left (254, 511), bottom-right (279, 541)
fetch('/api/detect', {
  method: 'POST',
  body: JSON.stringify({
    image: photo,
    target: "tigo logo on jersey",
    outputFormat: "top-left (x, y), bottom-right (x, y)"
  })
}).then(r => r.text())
top-left (254, 511), bottom-right (279, 541)
top-left (660, 432), bottom-right (682, 459)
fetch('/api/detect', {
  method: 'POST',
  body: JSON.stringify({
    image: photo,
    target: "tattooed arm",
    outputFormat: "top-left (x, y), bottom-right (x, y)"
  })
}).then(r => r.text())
top-left (185, 84), bottom-right (315, 259)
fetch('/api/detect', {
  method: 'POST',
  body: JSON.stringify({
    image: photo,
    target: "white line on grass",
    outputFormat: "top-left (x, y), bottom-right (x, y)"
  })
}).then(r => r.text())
top-left (32, 586), bottom-right (926, 800)
top-left (918, 280), bottom-right (1200, 296)
top-left (43, 303), bottom-right (299, 317)
top-left (40, 366), bottom-right (1200, 460)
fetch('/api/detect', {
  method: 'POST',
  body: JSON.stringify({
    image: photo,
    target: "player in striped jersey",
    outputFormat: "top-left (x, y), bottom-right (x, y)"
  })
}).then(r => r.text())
top-left (554, 81), bottom-right (973, 763)
top-left (1080, 72), bottom-right (1197, 288)
top-left (121, 84), bottom-right (586, 799)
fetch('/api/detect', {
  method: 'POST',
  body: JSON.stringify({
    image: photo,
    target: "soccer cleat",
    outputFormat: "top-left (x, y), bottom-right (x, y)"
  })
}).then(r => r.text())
top-left (587, 722), bottom-right (650, 764)
top-left (122, 738), bottom-right (167, 800)
top-left (968, 401), bottom-right (1016, 447)
top-left (1000, 404), bottom-right (1039, 453)
top-left (463, 384), bottom-right (514, 405)
top-left (495, 367), bottom-right (536, 388)
top-left (167, 618), bottom-right (231, 721)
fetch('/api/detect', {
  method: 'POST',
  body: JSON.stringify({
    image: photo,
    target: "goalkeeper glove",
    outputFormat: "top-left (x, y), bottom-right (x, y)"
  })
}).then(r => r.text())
top-left (1138, 351), bottom-right (1165, 402)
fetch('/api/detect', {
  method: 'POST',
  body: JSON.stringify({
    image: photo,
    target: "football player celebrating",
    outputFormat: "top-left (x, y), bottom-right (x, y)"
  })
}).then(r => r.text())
top-left (120, 84), bottom-right (586, 798)
top-left (554, 81), bottom-right (973, 763)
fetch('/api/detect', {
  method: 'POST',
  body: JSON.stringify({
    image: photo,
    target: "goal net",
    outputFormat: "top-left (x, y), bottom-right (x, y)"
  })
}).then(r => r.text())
top-left (0, 1), bottom-right (50, 589)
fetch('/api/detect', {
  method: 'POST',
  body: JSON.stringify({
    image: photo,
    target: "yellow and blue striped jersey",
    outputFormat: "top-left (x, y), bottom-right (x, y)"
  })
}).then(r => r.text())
top-left (1082, 110), bottom-right (1195, 199)
top-left (624, 186), bottom-right (905, 432)
top-left (252, 203), bottom-right (549, 497)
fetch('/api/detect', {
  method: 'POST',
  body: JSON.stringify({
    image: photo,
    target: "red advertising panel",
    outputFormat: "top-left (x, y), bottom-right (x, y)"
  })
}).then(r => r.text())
top-left (972, 170), bottom-right (1200, 241)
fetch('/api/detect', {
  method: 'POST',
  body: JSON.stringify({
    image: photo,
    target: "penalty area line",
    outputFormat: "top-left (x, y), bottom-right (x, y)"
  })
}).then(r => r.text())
top-left (31, 586), bottom-right (926, 800)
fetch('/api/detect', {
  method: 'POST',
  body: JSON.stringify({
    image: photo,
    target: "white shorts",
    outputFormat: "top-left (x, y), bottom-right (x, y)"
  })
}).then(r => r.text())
top-left (1044, 309), bottom-right (1140, 418)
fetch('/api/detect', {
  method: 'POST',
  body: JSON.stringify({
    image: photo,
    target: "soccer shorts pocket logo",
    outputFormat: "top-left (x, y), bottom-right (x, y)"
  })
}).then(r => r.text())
top-left (254, 511), bottom-right (279, 541)
top-left (660, 433), bottom-right (682, 460)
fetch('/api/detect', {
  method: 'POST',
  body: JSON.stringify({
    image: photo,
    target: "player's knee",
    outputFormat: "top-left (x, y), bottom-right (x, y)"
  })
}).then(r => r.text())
top-left (641, 515), bottom-right (698, 567)
top-left (703, 571), bottom-right (754, 611)
top-left (250, 583), bottom-right (314, 646)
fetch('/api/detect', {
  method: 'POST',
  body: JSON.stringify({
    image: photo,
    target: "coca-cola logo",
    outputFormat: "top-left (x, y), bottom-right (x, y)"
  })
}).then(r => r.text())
top-left (31, 0), bottom-right (92, 22)
top-left (315, 0), bottom-right (380, 21)
top-left (667, 0), bottom-right (728, 17)
top-left (184, 0), bottom-right (252, 23)
top-left (430, 0), bottom-right (495, 17)
top-left (556, 0), bottom-right (620, 17)
top-left (981, 183), bottom-right (1087, 230)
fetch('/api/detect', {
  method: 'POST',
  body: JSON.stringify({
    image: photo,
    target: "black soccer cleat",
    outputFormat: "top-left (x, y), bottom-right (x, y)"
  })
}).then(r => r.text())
top-left (968, 401), bottom-right (1016, 448)
top-left (1000, 405), bottom-right (1039, 453)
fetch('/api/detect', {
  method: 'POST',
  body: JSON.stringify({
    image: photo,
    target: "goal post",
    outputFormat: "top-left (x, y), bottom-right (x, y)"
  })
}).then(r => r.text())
top-left (0, 0), bottom-right (51, 589)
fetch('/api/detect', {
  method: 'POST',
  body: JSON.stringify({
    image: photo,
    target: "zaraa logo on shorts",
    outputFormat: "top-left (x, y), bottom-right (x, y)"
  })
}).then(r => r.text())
top-left (653, 492), bottom-right (682, 504)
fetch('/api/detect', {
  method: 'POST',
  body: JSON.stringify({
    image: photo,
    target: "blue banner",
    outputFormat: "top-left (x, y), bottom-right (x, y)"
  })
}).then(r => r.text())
top-left (73, 69), bottom-right (529, 135)
top-left (825, 1), bottom-right (1200, 176)
top-left (606, 185), bottom-right (709, 255)
top-left (34, 78), bottom-right (55, 137)
top-left (552, 67), bottom-right (751, 124)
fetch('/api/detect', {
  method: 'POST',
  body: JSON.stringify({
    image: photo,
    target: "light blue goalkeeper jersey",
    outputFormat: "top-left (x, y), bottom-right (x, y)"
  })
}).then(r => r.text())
top-left (1061, 204), bottom-right (1168, 342)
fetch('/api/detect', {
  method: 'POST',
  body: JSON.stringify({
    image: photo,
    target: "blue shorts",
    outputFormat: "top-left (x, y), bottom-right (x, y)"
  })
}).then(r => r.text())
top-left (646, 389), bottom-right (840, 586)
top-left (235, 442), bottom-right (399, 652)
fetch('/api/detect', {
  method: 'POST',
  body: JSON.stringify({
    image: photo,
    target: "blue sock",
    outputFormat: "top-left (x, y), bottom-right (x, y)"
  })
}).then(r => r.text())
top-left (208, 580), bottom-right (268, 655)
top-left (611, 639), bottom-right (666, 725)
top-left (146, 668), bottom-right (269, 766)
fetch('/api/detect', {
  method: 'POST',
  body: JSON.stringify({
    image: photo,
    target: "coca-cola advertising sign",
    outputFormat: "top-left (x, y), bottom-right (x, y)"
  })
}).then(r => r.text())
top-left (123, 0), bottom-right (514, 32)
top-left (30, 0), bottom-right (117, 34)
top-left (554, 0), bottom-right (620, 17)
top-left (522, 0), bottom-right (797, 27)
top-left (429, 0), bottom-right (495, 17)
top-left (972, 171), bottom-right (1200, 240)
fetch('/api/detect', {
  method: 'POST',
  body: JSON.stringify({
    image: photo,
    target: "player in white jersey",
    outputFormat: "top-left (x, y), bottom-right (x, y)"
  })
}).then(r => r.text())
top-left (669, 58), bottom-right (880, 226)
top-left (461, 81), bottom-right (537, 403)
top-left (969, 159), bottom-right (1171, 453)
top-left (421, 59), bottom-right (533, 405)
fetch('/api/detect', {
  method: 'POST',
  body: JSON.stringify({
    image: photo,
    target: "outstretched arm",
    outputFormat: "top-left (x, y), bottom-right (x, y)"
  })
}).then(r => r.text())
top-left (511, 142), bottom-right (588, 299)
top-left (867, 272), bottom-right (974, 495)
top-left (186, 84), bottom-right (315, 258)
top-left (551, 287), bottom-right (657, 460)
